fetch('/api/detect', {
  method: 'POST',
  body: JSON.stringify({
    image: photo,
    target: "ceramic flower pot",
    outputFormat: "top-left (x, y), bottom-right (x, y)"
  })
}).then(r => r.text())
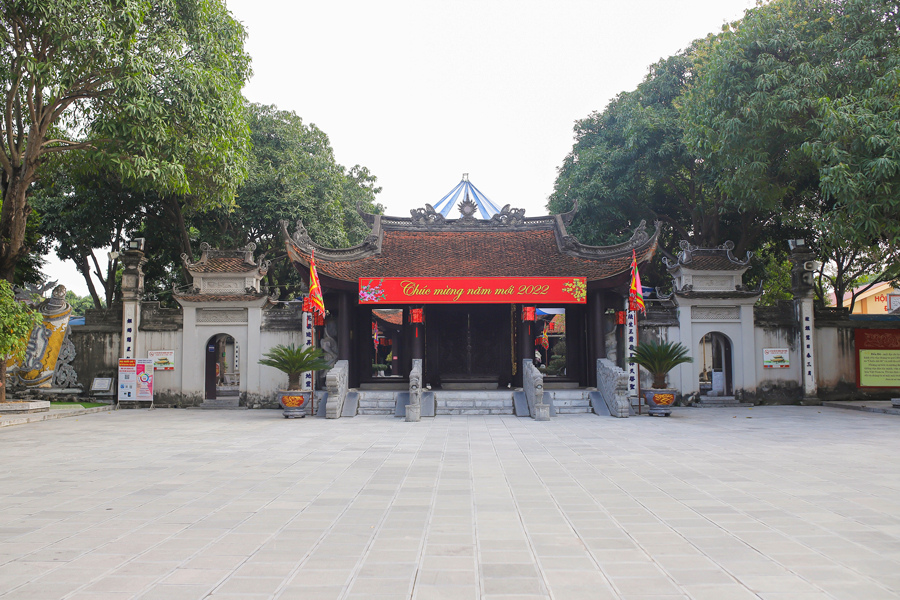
top-left (277, 390), bottom-right (310, 418)
top-left (643, 388), bottom-right (676, 417)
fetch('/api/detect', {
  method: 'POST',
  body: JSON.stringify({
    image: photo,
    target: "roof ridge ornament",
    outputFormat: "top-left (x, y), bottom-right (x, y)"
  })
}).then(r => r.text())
top-left (410, 204), bottom-right (447, 227)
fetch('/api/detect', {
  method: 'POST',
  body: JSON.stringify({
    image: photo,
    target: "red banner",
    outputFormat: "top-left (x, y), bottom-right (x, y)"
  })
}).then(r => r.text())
top-left (359, 277), bottom-right (587, 304)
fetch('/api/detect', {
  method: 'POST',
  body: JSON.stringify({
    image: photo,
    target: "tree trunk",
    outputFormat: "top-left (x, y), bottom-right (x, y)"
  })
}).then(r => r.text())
top-left (0, 170), bottom-right (35, 283)
top-left (288, 373), bottom-right (301, 390)
top-left (166, 196), bottom-right (194, 284)
top-left (75, 255), bottom-right (104, 309)
top-left (0, 359), bottom-right (7, 402)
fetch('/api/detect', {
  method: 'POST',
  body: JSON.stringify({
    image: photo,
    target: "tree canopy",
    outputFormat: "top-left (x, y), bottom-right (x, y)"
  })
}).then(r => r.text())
top-left (0, 0), bottom-right (251, 281)
top-left (550, 0), bottom-right (900, 306)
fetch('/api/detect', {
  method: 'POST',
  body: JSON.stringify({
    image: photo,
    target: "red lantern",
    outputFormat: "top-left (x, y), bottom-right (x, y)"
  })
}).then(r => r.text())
top-left (522, 306), bottom-right (536, 321)
top-left (548, 322), bottom-right (556, 332)
top-left (616, 311), bottom-right (626, 325)
top-left (410, 308), bottom-right (424, 324)
top-left (314, 312), bottom-right (325, 327)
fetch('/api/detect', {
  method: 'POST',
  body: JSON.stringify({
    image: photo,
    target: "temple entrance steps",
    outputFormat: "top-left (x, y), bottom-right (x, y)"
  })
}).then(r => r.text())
top-left (352, 389), bottom-right (597, 416)
top-left (434, 392), bottom-right (514, 415)
top-left (695, 396), bottom-right (754, 408)
top-left (357, 391), bottom-right (399, 415)
top-left (546, 390), bottom-right (593, 414)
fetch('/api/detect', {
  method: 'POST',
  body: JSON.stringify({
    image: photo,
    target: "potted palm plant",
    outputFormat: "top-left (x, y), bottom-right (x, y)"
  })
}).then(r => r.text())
top-left (259, 344), bottom-right (331, 418)
top-left (628, 340), bottom-right (692, 417)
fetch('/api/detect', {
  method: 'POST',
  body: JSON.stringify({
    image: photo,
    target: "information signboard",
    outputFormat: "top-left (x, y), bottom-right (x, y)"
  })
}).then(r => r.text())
top-left (358, 277), bottom-right (587, 304)
top-left (118, 358), bottom-right (155, 403)
top-left (762, 348), bottom-right (790, 368)
top-left (855, 329), bottom-right (900, 388)
top-left (148, 350), bottom-right (175, 370)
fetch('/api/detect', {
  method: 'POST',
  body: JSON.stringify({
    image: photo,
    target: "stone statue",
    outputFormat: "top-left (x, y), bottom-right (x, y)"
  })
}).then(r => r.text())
top-left (9, 285), bottom-right (74, 388)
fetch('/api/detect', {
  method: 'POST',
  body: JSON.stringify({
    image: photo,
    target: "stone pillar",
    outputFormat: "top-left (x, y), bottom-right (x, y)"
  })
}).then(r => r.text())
top-left (789, 240), bottom-right (820, 405)
top-left (338, 291), bottom-right (351, 361)
top-left (120, 248), bottom-right (146, 359)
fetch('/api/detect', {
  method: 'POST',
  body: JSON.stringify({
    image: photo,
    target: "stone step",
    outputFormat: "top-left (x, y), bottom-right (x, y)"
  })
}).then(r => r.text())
top-left (436, 408), bottom-right (515, 415)
top-left (695, 398), bottom-right (754, 408)
top-left (199, 398), bottom-right (242, 409)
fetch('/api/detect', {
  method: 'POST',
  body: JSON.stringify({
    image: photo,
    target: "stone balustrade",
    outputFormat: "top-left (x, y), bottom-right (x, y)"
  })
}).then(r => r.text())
top-left (523, 360), bottom-right (550, 421)
top-left (597, 358), bottom-right (630, 418)
top-left (324, 360), bottom-right (349, 419)
top-left (406, 359), bottom-right (423, 422)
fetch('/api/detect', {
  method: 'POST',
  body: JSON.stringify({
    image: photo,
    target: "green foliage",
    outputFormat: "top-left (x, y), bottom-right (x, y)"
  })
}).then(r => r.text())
top-left (545, 339), bottom-right (567, 376)
top-left (0, 280), bottom-right (41, 361)
top-left (681, 0), bottom-right (900, 283)
top-left (0, 0), bottom-right (251, 280)
top-left (552, 0), bottom-right (900, 298)
top-left (628, 340), bottom-right (692, 389)
top-left (186, 103), bottom-right (383, 297)
top-left (258, 344), bottom-right (331, 390)
top-left (65, 291), bottom-right (100, 317)
top-left (749, 242), bottom-right (793, 307)
top-left (0, 280), bottom-right (42, 401)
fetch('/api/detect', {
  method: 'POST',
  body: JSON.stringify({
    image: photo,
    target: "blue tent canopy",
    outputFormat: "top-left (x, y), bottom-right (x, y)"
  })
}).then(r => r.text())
top-left (433, 175), bottom-right (501, 219)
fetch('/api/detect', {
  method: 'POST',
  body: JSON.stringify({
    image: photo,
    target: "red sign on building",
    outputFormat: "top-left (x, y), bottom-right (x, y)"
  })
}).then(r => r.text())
top-left (359, 277), bottom-right (587, 305)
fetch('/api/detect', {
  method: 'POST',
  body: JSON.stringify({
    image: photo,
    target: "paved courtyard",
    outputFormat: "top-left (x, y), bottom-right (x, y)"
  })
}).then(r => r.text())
top-left (1, 407), bottom-right (898, 600)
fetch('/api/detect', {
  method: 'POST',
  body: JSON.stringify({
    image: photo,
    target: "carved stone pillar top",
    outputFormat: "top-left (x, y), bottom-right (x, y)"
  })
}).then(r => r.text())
top-left (120, 249), bottom-right (147, 302)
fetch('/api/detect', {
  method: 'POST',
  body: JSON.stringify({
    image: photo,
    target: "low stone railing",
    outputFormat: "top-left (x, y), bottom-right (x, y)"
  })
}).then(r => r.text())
top-left (523, 360), bottom-right (550, 421)
top-left (597, 358), bottom-right (630, 418)
top-left (325, 360), bottom-right (349, 419)
top-left (406, 359), bottom-right (423, 422)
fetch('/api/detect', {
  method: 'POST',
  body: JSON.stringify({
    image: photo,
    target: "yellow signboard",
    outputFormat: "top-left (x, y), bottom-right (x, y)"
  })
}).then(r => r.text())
top-left (858, 349), bottom-right (900, 387)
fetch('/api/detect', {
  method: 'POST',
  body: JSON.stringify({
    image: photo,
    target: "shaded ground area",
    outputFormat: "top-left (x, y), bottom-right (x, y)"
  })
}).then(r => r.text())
top-left (0, 407), bottom-right (898, 599)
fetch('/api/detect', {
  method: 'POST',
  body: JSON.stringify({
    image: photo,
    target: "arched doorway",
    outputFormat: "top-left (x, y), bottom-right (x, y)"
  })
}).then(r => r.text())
top-left (204, 334), bottom-right (239, 400)
top-left (698, 332), bottom-right (733, 396)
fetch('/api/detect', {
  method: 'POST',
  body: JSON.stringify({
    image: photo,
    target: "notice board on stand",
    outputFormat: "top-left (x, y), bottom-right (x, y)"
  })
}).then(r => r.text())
top-left (117, 358), bottom-right (155, 407)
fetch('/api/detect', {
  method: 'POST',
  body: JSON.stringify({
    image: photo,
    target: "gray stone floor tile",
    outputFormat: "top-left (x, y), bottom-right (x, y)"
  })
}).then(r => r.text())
top-left (3, 409), bottom-right (900, 600)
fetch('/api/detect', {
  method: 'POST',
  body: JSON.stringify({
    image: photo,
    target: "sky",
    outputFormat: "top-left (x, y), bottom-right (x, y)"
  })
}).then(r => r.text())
top-left (45, 0), bottom-right (756, 297)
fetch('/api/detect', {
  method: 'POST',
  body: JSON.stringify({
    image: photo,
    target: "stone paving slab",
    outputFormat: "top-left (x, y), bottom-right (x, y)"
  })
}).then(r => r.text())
top-left (823, 400), bottom-right (900, 416)
top-left (0, 404), bottom-right (114, 428)
top-left (0, 407), bottom-right (899, 599)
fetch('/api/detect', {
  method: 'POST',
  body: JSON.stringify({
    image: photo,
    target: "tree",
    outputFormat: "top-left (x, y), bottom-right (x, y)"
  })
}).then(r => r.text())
top-left (0, 0), bottom-right (251, 282)
top-left (548, 46), bottom-right (783, 257)
top-left (681, 0), bottom-right (900, 302)
top-left (189, 103), bottom-right (383, 298)
top-left (32, 160), bottom-right (146, 307)
top-left (64, 290), bottom-right (98, 317)
top-left (0, 279), bottom-right (41, 402)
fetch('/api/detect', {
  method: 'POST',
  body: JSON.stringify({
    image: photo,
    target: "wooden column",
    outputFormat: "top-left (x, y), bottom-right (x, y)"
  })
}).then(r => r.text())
top-left (517, 305), bottom-right (535, 387)
top-left (588, 290), bottom-right (606, 387)
top-left (410, 309), bottom-right (425, 362)
top-left (391, 328), bottom-right (401, 375)
top-left (338, 291), bottom-right (351, 361)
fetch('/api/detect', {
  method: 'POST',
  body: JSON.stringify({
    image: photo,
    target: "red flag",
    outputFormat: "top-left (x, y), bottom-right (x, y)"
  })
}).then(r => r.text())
top-left (629, 249), bottom-right (645, 313)
top-left (539, 322), bottom-right (550, 350)
top-left (308, 250), bottom-right (325, 316)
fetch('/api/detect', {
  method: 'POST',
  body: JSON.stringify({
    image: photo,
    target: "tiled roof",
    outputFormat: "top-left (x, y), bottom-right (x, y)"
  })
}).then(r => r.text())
top-left (189, 258), bottom-right (258, 273)
top-left (680, 253), bottom-right (748, 271)
top-left (373, 309), bottom-right (403, 326)
top-left (302, 230), bottom-right (653, 282)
